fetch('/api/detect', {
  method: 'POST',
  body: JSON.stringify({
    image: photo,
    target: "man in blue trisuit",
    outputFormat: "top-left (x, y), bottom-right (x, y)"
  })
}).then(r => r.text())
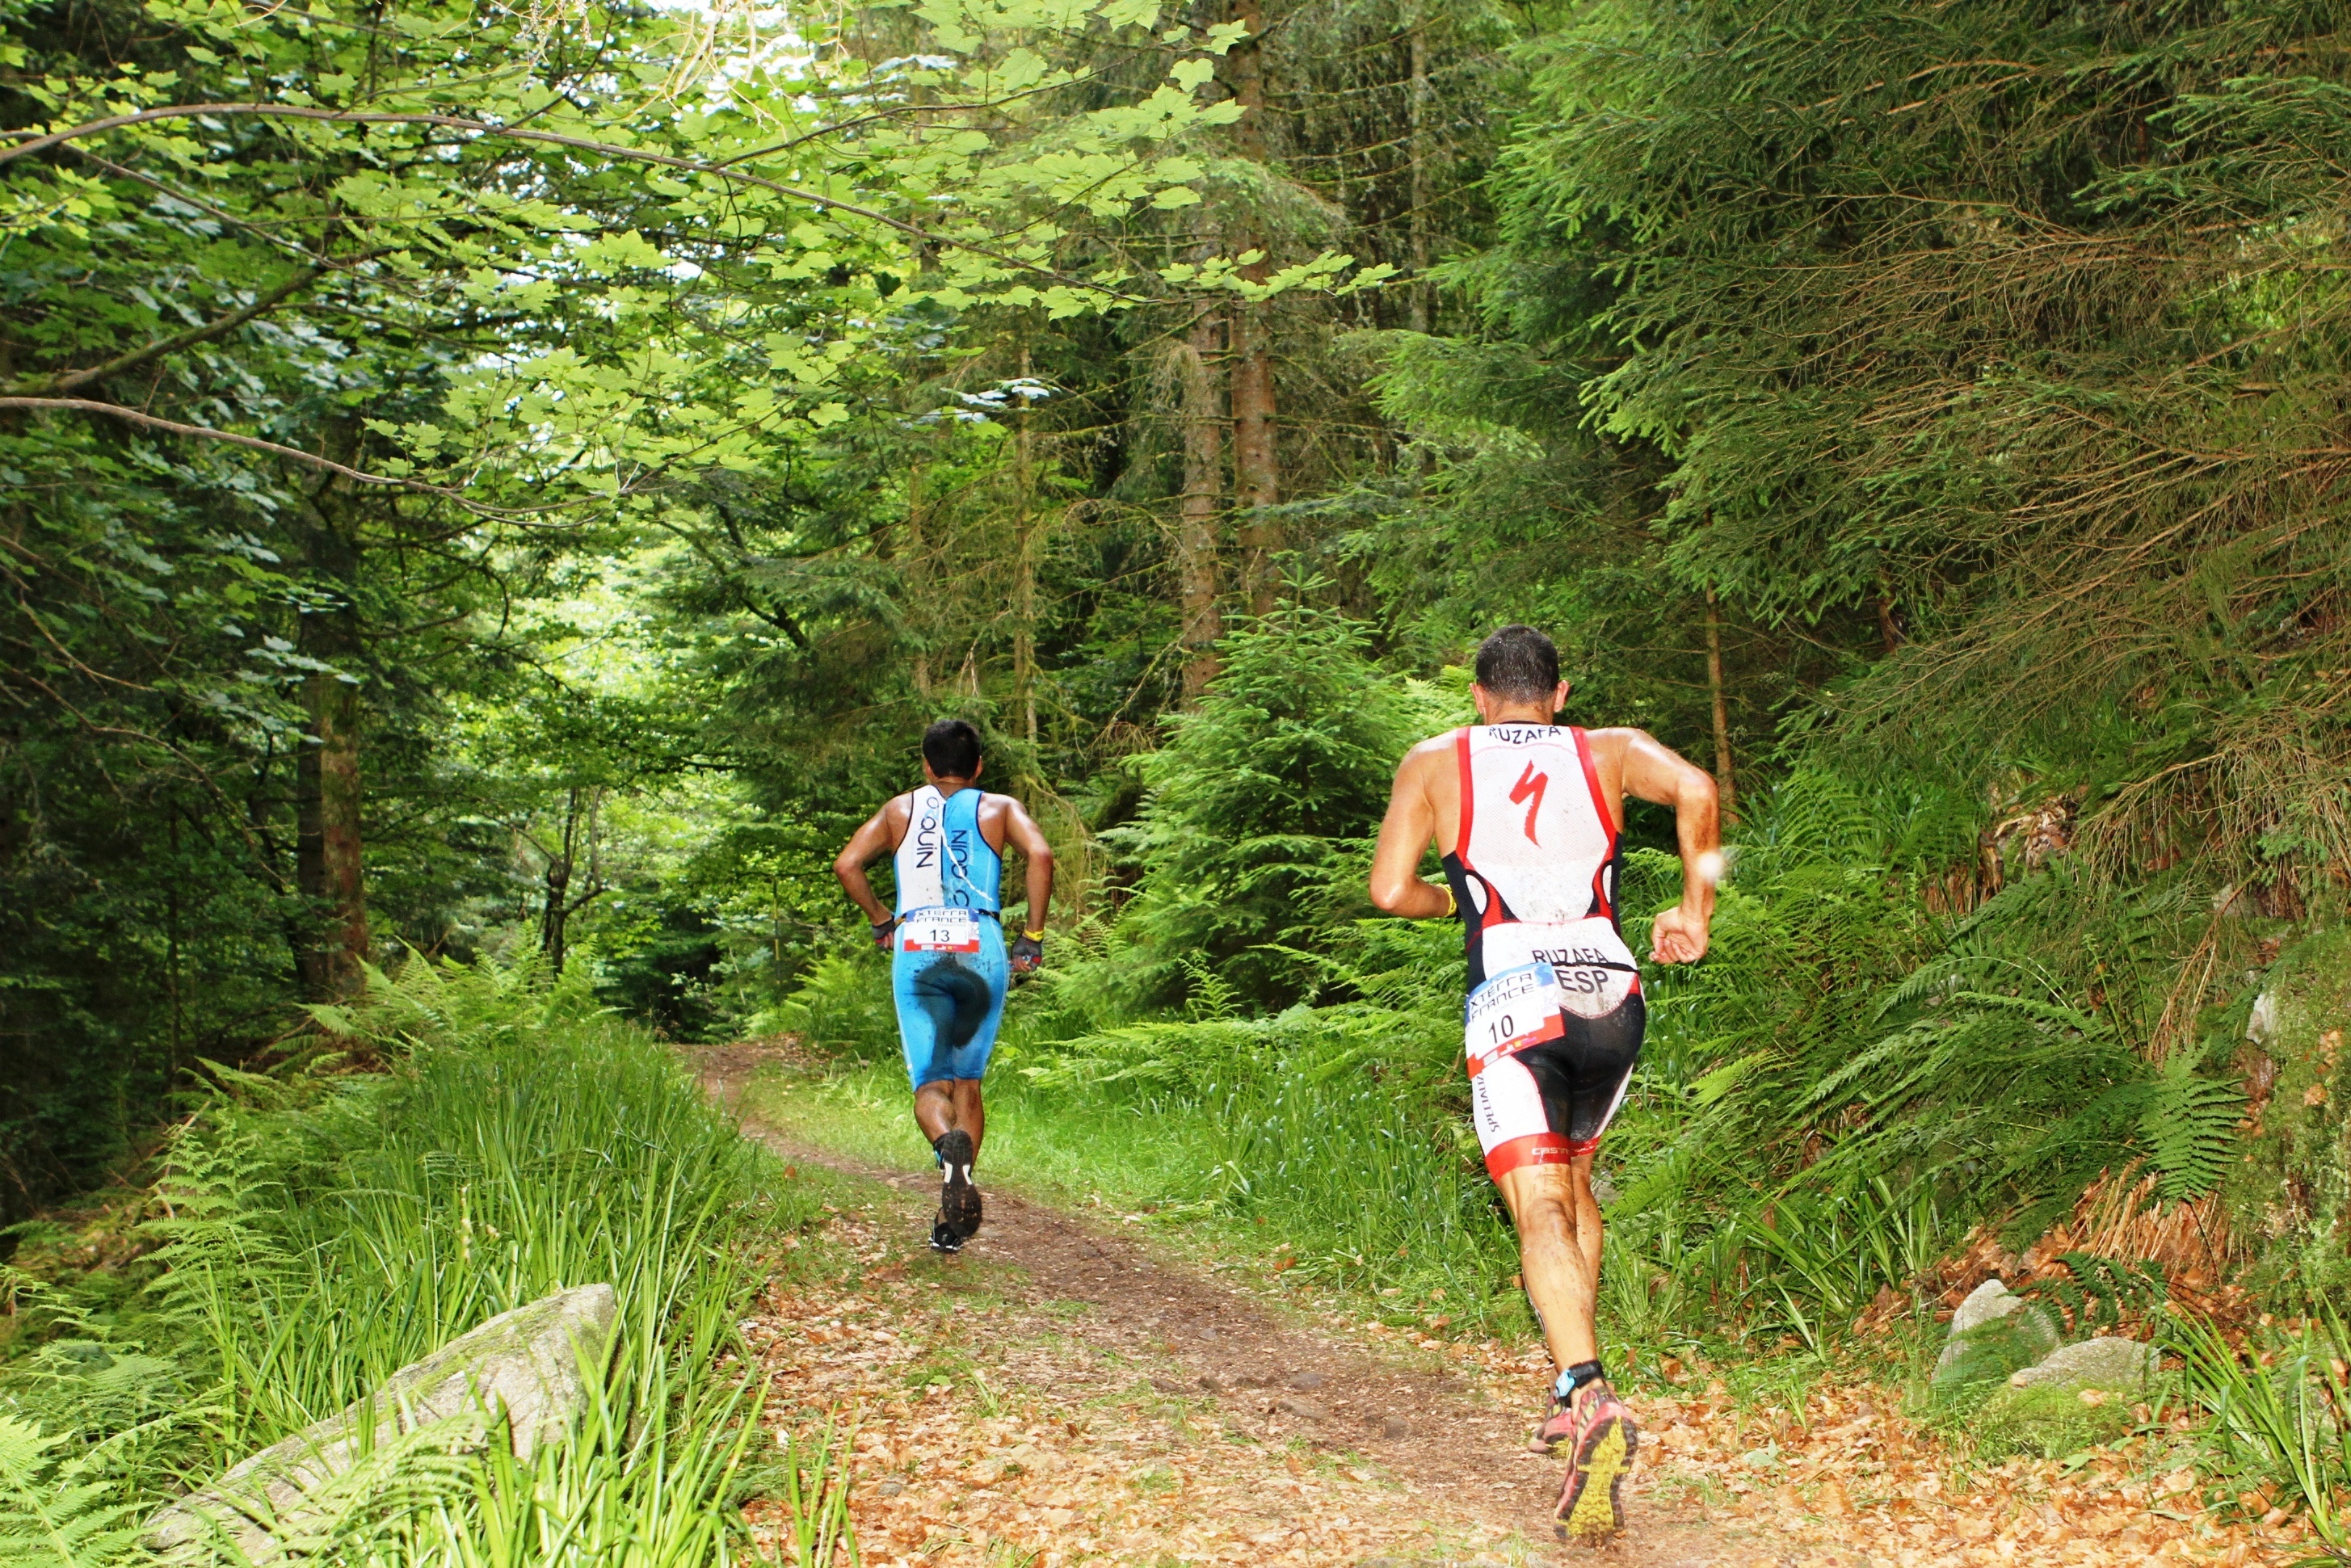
top-left (834, 720), bottom-right (1054, 1252)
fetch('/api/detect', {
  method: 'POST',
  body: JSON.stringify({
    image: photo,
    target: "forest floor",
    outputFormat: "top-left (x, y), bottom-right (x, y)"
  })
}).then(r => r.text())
top-left (699, 1046), bottom-right (2309, 1568)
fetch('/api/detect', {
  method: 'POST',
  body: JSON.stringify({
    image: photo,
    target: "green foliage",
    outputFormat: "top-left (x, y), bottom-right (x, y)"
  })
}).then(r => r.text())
top-left (1108, 595), bottom-right (1435, 1006)
top-left (2142, 1058), bottom-right (2249, 1202)
top-left (1967, 1383), bottom-right (2139, 1464)
top-left (0, 1413), bottom-right (153, 1568)
top-left (2021, 1255), bottom-right (2170, 1342)
top-left (0, 955), bottom-right (847, 1563)
top-left (0, 0), bottom-right (1318, 1208)
top-left (2172, 1313), bottom-right (2351, 1553)
top-left (765, 953), bottom-right (902, 1065)
top-left (2228, 924), bottom-right (2351, 1301)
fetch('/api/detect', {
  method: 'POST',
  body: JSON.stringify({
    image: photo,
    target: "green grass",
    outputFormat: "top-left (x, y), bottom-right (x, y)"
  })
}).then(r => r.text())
top-left (1966, 1383), bottom-right (2141, 1461)
top-left (0, 956), bottom-right (857, 1567)
top-left (2172, 1311), bottom-right (2351, 1555)
top-left (747, 1038), bottom-right (1526, 1338)
top-left (756, 813), bottom-right (2288, 1461)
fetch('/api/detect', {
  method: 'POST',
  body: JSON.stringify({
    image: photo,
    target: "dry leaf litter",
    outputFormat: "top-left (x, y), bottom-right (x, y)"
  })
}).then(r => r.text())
top-left (741, 1204), bottom-right (2312, 1567)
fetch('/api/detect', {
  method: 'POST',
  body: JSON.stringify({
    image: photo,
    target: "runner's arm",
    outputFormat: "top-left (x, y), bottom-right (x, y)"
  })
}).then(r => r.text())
top-left (999, 799), bottom-right (1055, 939)
top-left (1612, 730), bottom-right (1720, 964)
top-left (1368, 745), bottom-right (1452, 919)
top-left (832, 799), bottom-right (906, 929)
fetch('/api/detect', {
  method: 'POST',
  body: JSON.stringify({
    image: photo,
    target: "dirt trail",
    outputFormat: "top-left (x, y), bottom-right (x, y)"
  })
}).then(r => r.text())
top-left (704, 1053), bottom-right (1739, 1566)
top-left (704, 1050), bottom-right (2306, 1568)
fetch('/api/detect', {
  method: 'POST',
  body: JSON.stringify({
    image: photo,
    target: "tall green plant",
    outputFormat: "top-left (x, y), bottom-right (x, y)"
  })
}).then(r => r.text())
top-left (1108, 593), bottom-right (1432, 1006)
top-left (0, 956), bottom-right (850, 1565)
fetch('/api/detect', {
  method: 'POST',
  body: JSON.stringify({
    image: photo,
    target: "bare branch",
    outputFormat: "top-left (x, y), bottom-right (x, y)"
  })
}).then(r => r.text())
top-left (0, 397), bottom-right (522, 511)
top-left (4, 267), bottom-right (324, 398)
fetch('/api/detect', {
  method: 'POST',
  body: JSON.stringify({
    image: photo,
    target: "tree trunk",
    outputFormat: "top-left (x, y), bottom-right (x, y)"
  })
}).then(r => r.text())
top-left (908, 456), bottom-right (933, 699)
top-left (1407, 6), bottom-right (1432, 338)
top-left (295, 666), bottom-right (368, 998)
top-left (1175, 309), bottom-right (1226, 700)
top-left (1013, 338), bottom-right (1040, 746)
top-left (540, 787), bottom-right (578, 973)
top-left (1704, 588), bottom-right (1738, 823)
top-left (294, 424), bottom-right (370, 1001)
top-left (1230, 309), bottom-right (1280, 612)
top-left (540, 786), bottom-right (603, 975)
top-left (1226, 0), bottom-right (1281, 613)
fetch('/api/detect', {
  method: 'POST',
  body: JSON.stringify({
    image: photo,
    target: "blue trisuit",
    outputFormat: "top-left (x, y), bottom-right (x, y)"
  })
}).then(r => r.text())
top-left (888, 783), bottom-right (1009, 1088)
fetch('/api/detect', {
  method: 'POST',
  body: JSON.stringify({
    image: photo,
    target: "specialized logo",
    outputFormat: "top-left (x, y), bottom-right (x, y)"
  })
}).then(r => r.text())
top-left (1509, 762), bottom-right (1550, 844)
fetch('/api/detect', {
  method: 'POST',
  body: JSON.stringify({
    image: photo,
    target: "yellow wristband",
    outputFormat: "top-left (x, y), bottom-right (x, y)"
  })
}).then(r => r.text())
top-left (1443, 889), bottom-right (1457, 917)
top-left (1022, 928), bottom-right (1046, 940)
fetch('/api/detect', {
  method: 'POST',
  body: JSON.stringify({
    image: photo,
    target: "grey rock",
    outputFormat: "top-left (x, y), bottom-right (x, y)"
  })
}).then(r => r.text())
top-left (877, 1478), bottom-right (906, 1497)
top-left (2007, 1337), bottom-right (2158, 1391)
top-left (146, 1283), bottom-right (616, 1560)
top-left (2248, 990), bottom-right (2279, 1045)
top-left (1591, 1169), bottom-right (1621, 1208)
top-left (1933, 1287), bottom-right (2063, 1392)
top-left (1289, 1370), bottom-right (1327, 1390)
top-left (1276, 1396), bottom-right (1329, 1422)
top-left (1950, 1277), bottom-right (2025, 1338)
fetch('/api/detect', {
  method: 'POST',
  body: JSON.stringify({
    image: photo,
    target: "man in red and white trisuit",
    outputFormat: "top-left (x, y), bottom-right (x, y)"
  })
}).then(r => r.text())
top-left (1369, 624), bottom-right (1719, 1543)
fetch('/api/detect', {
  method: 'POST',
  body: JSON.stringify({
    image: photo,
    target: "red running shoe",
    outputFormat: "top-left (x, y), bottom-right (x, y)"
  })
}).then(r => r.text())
top-left (1554, 1379), bottom-right (1638, 1542)
top-left (1527, 1392), bottom-right (1577, 1453)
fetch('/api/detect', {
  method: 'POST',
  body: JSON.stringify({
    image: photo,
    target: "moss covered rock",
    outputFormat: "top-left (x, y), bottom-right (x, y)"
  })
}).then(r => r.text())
top-left (145, 1283), bottom-right (616, 1560)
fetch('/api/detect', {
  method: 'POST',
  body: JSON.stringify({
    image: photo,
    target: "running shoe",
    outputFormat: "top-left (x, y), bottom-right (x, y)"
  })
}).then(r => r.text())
top-left (1554, 1379), bottom-right (1638, 1543)
top-left (936, 1128), bottom-right (983, 1238)
top-left (928, 1215), bottom-right (963, 1255)
top-left (1527, 1392), bottom-right (1578, 1453)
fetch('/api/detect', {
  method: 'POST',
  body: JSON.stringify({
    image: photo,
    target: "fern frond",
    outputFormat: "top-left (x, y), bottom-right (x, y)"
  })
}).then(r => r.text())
top-left (2140, 1059), bottom-right (2247, 1200)
top-left (0, 1414), bottom-right (147, 1568)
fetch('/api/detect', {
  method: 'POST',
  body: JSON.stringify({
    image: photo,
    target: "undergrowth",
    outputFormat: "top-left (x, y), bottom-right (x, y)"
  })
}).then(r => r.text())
top-left (772, 771), bottom-right (2266, 1361)
top-left (0, 956), bottom-right (857, 1566)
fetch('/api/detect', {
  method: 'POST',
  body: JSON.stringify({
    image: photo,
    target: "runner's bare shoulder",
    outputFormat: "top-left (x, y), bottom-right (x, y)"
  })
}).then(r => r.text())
top-left (1578, 726), bottom-right (1656, 767)
top-left (1403, 729), bottom-right (1458, 767)
top-left (972, 789), bottom-right (1008, 844)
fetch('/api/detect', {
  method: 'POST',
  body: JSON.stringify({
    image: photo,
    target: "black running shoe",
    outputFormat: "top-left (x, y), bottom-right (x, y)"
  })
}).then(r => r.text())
top-left (936, 1128), bottom-right (982, 1238)
top-left (928, 1216), bottom-right (964, 1254)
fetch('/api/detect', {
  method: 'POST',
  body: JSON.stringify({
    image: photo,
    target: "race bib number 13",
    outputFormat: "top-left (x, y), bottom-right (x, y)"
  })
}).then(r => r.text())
top-left (1464, 962), bottom-right (1565, 1075)
top-left (901, 909), bottom-right (982, 953)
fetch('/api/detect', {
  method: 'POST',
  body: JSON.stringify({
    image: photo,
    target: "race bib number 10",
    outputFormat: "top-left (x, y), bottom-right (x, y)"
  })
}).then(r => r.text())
top-left (900, 909), bottom-right (982, 953)
top-left (1464, 962), bottom-right (1565, 1075)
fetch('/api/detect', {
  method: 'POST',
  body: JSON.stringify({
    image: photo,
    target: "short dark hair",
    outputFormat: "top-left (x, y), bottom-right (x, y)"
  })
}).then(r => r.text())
top-left (1474, 624), bottom-right (1560, 703)
top-left (922, 718), bottom-right (984, 780)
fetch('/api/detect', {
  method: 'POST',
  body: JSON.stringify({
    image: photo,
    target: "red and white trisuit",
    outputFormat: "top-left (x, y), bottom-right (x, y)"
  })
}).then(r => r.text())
top-left (1441, 724), bottom-right (1645, 1181)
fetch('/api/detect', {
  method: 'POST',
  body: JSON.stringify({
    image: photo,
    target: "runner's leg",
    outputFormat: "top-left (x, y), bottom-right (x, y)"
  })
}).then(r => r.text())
top-left (1499, 1005), bottom-right (1642, 1538)
top-left (919, 932), bottom-right (1006, 1238)
top-left (1495, 1159), bottom-right (1600, 1368)
top-left (911, 1078), bottom-right (985, 1155)
top-left (898, 951), bottom-right (976, 1251)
